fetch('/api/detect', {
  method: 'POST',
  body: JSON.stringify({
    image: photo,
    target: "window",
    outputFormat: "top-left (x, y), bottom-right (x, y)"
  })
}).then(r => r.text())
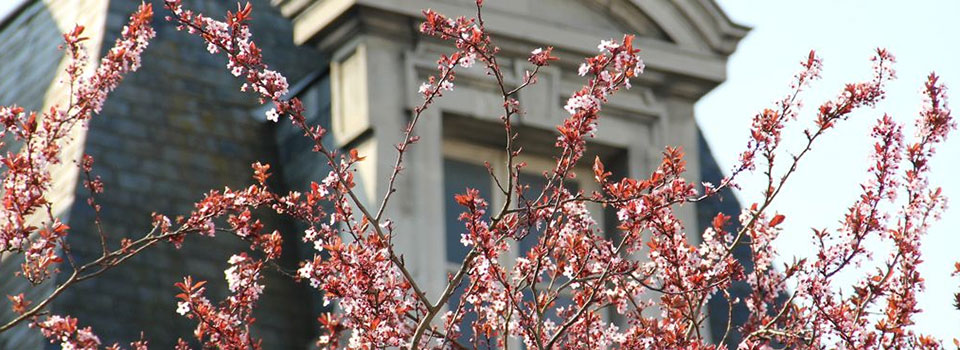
top-left (441, 140), bottom-right (602, 346)
top-left (442, 140), bottom-right (603, 264)
top-left (443, 158), bottom-right (492, 264)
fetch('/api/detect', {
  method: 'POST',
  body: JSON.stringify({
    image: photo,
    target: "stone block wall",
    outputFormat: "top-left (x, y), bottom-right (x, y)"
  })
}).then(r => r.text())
top-left (0, 1), bottom-right (108, 348)
top-left (1, 0), bottom-right (327, 348)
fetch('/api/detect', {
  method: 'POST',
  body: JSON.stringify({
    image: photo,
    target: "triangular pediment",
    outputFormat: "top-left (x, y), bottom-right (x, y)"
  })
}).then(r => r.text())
top-left (279, 0), bottom-right (747, 57)
top-left (434, 0), bottom-right (746, 56)
top-left (477, 0), bottom-right (671, 43)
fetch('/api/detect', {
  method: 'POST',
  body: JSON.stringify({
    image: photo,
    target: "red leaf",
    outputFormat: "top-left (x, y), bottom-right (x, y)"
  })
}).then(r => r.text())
top-left (769, 214), bottom-right (785, 227)
top-left (349, 149), bottom-right (366, 162)
top-left (593, 156), bottom-right (610, 183)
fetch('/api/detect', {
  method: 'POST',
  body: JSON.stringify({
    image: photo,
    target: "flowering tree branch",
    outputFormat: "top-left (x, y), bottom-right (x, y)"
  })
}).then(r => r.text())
top-left (0, 1), bottom-right (955, 349)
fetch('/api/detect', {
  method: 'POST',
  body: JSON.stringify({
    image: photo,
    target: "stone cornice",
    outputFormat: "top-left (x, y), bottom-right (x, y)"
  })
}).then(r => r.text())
top-left (272, 0), bottom-right (747, 99)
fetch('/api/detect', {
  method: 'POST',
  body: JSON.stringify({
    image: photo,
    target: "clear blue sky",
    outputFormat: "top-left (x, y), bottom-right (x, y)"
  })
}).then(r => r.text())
top-left (697, 0), bottom-right (960, 341)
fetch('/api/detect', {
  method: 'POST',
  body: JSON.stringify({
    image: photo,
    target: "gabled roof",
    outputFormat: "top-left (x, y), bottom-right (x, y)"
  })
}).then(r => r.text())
top-left (622, 0), bottom-right (748, 55)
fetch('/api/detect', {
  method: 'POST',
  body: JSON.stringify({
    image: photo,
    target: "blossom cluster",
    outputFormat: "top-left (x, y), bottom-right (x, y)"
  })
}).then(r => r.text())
top-left (287, 166), bottom-right (422, 349)
top-left (163, 164), bottom-right (288, 348)
top-left (164, 1), bottom-right (288, 122)
top-left (729, 61), bottom-right (952, 350)
top-left (174, 256), bottom-right (266, 350)
top-left (416, 9), bottom-right (482, 101)
top-left (558, 35), bottom-right (643, 169)
top-left (32, 314), bottom-right (149, 350)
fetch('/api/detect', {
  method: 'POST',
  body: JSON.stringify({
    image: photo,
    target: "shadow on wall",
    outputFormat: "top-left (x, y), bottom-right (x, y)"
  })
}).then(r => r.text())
top-left (0, 3), bottom-right (65, 349)
top-left (0, 1), bottom-right (63, 111)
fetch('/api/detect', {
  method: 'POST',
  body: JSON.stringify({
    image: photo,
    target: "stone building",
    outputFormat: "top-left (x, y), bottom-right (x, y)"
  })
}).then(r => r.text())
top-left (0, 0), bottom-right (746, 348)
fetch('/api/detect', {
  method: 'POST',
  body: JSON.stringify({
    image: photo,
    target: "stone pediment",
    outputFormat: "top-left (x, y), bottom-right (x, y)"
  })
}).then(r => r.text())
top-left (274, 0), bottom-right (747, 57)
top-left (471, 0), bottom-right (671, 43)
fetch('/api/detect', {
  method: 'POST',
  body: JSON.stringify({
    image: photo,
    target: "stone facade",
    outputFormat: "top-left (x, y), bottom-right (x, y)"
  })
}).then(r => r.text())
top-left (275, 0), bottom-right (746, 343)
top-left (0, 0), bottom-right (746, 348)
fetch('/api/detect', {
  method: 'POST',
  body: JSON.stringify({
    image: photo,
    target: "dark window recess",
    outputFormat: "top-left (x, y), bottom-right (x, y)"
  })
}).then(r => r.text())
top-left (516, 173), bottom-right (579, 256)
top-left (446, 278), bottom-right (502, 349)
top-left (443, 158), bottom-right (493, 263)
